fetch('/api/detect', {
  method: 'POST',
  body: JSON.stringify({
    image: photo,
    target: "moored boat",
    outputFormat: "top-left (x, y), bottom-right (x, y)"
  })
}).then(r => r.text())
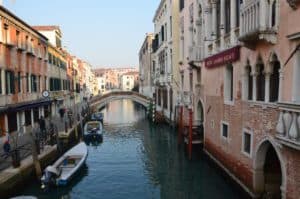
top-left (41, 142), bottom-right (88, 188)
top-left (91, 112), bottom-right (104, 123)
top-left (83, 121), bottom-right (103, 140)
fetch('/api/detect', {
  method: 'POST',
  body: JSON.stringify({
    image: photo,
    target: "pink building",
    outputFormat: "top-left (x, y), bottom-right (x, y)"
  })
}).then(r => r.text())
top-left (177, 0), bottom-right (300, 198)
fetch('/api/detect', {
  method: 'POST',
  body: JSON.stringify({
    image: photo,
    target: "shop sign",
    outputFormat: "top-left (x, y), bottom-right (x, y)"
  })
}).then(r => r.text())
top-left (205, 46), bottom-right (240, 68)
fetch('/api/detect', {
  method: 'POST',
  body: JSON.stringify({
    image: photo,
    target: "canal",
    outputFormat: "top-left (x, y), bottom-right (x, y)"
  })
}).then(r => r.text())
top-left (16, 99), bottom-right (248, 199)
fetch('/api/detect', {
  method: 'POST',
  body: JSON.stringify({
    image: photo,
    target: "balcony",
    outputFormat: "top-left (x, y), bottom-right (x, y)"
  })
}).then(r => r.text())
top-left (276, 102), bottom-right (300, 150)
top-left (188, 46), bottom-right (202, 62)
top-left (239, 0), bottom-right (277, 44)
top-left (287, 0), bottom-right (300, 9)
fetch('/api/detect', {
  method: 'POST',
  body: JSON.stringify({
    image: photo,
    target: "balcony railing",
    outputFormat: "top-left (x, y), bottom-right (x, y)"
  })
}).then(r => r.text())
top-left (276, 102), bottom-right (300, 150)
top-left (239, 0), bottom-right (277, 44)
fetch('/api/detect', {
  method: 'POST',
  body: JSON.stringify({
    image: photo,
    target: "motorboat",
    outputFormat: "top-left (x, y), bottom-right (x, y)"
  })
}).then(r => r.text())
top-left (41, 142), bottom-right (88, 188)
top-left (10, 196), bottom-right (37, 199)
top-left (83, 121), bottom-right (103, 140)
top-left (91, 112), bottom-right (104, 123)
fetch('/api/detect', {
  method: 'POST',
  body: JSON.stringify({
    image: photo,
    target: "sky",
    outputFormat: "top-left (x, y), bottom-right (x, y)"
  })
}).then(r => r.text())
top-left (3, 0), bottom-right (160, 68)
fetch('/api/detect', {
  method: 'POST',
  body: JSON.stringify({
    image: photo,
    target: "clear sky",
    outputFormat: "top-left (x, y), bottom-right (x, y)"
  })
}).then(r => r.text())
top-left (3, 0), bottom-right (159, 68)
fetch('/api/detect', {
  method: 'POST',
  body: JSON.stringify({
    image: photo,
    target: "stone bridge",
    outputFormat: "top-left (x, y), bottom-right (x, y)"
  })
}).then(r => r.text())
top-left (90, 91), bottom-right (152, 111)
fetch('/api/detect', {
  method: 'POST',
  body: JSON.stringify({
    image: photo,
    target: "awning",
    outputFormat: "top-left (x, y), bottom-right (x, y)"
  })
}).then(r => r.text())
top-left (7, 99), bottom-right (53, 112)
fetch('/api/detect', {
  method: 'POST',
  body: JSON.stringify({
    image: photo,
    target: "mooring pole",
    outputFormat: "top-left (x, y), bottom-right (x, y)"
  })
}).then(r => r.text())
top-left (178, 106), bottom-right (183, 144)
top-left (30, 132), bottom-right (42, 179)
top-left (188, 108), bottom-right (193, 160)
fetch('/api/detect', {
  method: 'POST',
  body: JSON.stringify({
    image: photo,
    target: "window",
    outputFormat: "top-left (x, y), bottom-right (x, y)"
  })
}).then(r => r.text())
top-left (256, 64), bottom-right (265, 101)
top-left (26, 73), bottom-right (29, 92)
top-left (224, 64), bottom-right (233, 102)
top-left (270, 58), bottom-right (280, 102)
top-left (271, 0), bottom-right (276, 27)
top-left (5, 70), bottom-right (15, 94)
top-left (17, 72), bottom-right (21, 93)
top-left (158, 89), bottom-right (161, 106)
top-left (221, 122), bottom-right (229, 139)
top-left (189, 70), bottom-right (193, 92)
top-left (163, 89), bottom-right (168, 109)
top-left (236, 0), bottom-right (241, 27)
top-left (31, 74), bottom-right (37, 92)
top-left (242, 129), bottom-right (252, 157)
top-left (225, 0), bottom-right (231, 34)
top-left (179, 0), bottom-right (184, 11)
top-left (170, 16), bottom-right (172, 37)
top-left (246, 65), bottom-right (253, 100)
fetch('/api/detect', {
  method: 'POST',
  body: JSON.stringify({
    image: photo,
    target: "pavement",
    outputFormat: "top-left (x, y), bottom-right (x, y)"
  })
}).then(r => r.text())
top-left (0, 102), bottom-right (88, 171)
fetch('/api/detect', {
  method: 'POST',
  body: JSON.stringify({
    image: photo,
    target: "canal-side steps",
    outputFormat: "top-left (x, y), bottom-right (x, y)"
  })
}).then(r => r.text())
top-left (0, 145), bottom-right (57, 198)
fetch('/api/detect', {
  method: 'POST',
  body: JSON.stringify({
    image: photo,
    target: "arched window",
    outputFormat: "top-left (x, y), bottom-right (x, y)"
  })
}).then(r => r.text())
top-left (246, 64), bottom-right (253, 100)
top-left (256, 63), bottom-right (265, 102)
top-left (270, 55), bottom-right (280, 102)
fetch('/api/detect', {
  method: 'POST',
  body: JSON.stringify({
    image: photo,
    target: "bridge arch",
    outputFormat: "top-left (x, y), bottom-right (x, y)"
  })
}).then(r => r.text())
top-left (90, 91), bottom-right (151, 111)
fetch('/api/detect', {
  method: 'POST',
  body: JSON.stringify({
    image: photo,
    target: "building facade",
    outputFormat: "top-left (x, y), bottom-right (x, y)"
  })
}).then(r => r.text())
top-left (0, 6), bottom-right (50, 135)
top-left (139, 33), bottom-right (154, 97)
top-left (152, 0), bottom-right (180, 123)
top-left (146, 0), bottom-right (300, 198)
top-left (119, 73), bottom-right (135, 91)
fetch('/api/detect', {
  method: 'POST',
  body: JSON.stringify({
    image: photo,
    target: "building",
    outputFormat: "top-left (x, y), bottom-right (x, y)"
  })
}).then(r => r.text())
top-left (94, 69), bottom-right (106, 94)
top-left (146, 0), bottom-right (300, 198)
top-left (33, 26), bottom-right (72, 114)
top-left (178, 0), bottom-right (300, 198)
top-left (0, 6), bottom-right (49, 135)
top-left (119, 73), bottom-right (135, 91)
top-left (152, 0), bottom-right (180, 123)
top-left (139, 33), bottom-right (154, 97)
top-left (93, 67), bottom-right (139, 92)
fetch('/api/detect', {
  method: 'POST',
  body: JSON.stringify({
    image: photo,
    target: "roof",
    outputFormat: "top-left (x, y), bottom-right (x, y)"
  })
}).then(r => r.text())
top-left (32, 25), bottom-right (60, 31)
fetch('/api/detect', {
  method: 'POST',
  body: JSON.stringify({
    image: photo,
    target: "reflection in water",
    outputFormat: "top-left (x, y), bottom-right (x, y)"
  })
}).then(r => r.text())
top-left (16, 99), bottom-right (247, 199)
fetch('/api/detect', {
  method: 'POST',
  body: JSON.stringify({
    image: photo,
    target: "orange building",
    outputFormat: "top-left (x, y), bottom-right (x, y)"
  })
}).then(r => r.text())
top-left (0, 6), bottom-right (49, 135)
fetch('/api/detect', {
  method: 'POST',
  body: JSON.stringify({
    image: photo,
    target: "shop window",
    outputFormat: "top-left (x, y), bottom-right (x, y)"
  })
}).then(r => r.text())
top-left (242, 129), bottom-right (252, 157)
top-left (25, 110), bottom-right (32, 126)
top-left (33, 108), bottom-right (39, 123)
top-left (7, 112), bottom-right (17, 133)
top-left (224, 64), bottom-right (233, 102)
top-left (221, 121), bottom-right (229, 139)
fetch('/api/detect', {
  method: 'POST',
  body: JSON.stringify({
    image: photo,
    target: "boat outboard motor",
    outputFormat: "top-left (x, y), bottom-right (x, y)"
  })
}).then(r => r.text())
top-left (41, 166), bottom-right (59, 189)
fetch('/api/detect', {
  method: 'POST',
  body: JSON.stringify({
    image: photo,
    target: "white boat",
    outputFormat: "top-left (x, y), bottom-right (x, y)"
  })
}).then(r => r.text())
top-left (83, 121), bottom-right (103, 140)
top-left (10, 196), bottom-right (37, 199)
top-left (41, 142), bottom-right (88, 187)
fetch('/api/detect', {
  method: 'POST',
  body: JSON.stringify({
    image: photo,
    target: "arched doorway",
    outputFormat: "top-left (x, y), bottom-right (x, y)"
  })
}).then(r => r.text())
top-left (254, 140), bottom-right (284, 198)
top-left (196, 100), bottom-right (204, 123)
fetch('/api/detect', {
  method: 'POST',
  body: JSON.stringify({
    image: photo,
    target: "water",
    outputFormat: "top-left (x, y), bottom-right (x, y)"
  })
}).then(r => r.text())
top-left (15, 99), bottom-right (248, 199)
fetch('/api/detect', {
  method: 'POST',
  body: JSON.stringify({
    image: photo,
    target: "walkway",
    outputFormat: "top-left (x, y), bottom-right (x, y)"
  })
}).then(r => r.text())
top-left (0, 102), bottom-right (87, 171)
